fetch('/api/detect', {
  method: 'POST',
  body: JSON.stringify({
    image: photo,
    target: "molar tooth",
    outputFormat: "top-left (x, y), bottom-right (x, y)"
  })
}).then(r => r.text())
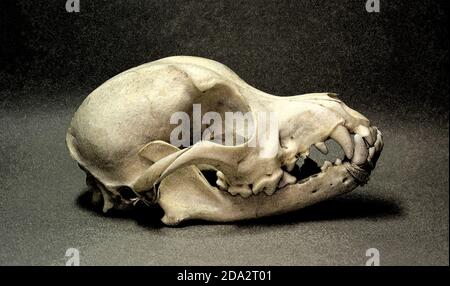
top-left (228, 185), bottom-right (252, 198)
top-left (321, 161), bottom-right (333, 171)
top-left (334, 158), bottom-right (342, 165)
top-left (314, 142), bottom-right (328, 155)
top-left (216, 178), bottom-right (228, 191)
top-left (330, 125), bottom-right (354, 159)
top-left (278, 171), bottom-right (297, 188)
top-left (352, 134), bottom-right (369, 165)
top-left (364, 135), bottom-right (374, 146)
top-left (216, 171), bottom-right (227, 183)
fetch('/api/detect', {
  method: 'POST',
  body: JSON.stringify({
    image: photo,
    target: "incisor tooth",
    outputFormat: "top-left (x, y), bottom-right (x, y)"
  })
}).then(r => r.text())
top-left (355, 125), bottom-right (370, 137)
top-left (375, 133), bottom-right (383, 152)
top-left (334, 158), bottom-right (342, 165)
top-left (216, 171), bottom-right (228, 184)
top-left (278, 171), bottom-right (297, 188)
top-left (368, 147), bottom-right (375, 161)
top-left (252, 169), bottom-right (283, 195)
top-left (314, 142), bottom-right (328, 154)
top-left (363, 127), bottom-right (376, 146)
top-left (300, 150), bottom-right (310, 159)
top-left (352, 134), bottom-right (368, 165)
top-left (330, 125), bottom-right (354, 159)
top-left (217, 171), bottom-right (226, 181)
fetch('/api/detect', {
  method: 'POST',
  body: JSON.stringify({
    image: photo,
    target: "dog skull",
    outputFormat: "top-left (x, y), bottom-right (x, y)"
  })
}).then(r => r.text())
top-left (67, 56), bottom-right (383, 225)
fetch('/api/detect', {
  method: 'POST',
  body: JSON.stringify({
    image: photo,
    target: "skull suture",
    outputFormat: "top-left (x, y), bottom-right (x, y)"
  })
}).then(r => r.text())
top-left (67, 56), bottom-right (383, 226)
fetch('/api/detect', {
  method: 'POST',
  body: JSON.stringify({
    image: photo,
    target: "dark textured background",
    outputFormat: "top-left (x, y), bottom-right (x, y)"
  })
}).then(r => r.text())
top-left (0, 0), bottom-right (448, 265)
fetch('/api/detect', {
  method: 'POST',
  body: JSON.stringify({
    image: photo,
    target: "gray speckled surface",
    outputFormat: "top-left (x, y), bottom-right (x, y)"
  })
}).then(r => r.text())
top-left (0, 0), bottom-right (448, 265)
top-left (0, 95), bottom-right (447, 266)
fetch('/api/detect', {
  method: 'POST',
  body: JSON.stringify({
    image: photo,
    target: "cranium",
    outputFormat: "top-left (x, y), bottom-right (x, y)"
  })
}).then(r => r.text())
top-left (67, 56), bottom-right (383, 226)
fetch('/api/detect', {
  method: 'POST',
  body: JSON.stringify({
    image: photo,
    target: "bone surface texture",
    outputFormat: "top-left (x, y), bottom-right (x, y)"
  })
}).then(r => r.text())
top-left (67, 56), bottom-right (383, 225)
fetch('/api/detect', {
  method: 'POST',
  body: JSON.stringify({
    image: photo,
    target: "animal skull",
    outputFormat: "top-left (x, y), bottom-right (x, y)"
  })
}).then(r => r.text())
top-left (67, 56), bottom-right (383, 226)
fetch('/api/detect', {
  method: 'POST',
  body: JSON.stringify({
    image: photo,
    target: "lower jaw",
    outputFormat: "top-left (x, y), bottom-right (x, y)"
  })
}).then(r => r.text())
top-left (158, 162), bottom-right (365, 226)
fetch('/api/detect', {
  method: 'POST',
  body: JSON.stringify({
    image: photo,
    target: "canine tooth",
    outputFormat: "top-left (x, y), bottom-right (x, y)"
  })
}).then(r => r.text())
top-left (355, 125), bottom-right (370, 137)
top-left (330, 125), bottom-right (354, 159)
top-left (368, 147), bottom-right (375, 161)
top-left (314, 142), bottom-right (328, 154)
top-left (321, 161), bottom-right (332, 171)
top-left (278, 171), bottom-right (297, 188)
top-left (352, 134), bottom-right (369, 165)
top-left (334, 158), bottom-right (342, 165)
top-left (228, 185), bottom-right (252, 198)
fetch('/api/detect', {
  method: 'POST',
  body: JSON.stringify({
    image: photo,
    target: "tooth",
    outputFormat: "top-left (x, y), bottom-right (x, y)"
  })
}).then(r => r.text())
top-left (352, 134), bottom-right (369, 165)
top-left (285, 157), bottom-right (297, 172)
top-left (314, 142), bottom-right (328, 154)
top-left (216, 178), bottom-right (228, 191)
top-left (300, 150), bottom-right (310, 159)
top-left (373, 126), bottom-right (380, 135)
top-left (278, 171), bottom-right (297, 188)
top-left (264, 188), bottom-right (276, 196)
top-left (369, 127), bottom-right (378, 145)
top-left (321, 161), bottom-right (333, 171)
top-left (375, 133), bottom-right (383, 152)
top-left (368, 147), bottom-right (375, 161)
top-left (355, 125), bottom-right (370, 137)
top-left (217, 171), bottom-right (227, 182)
top-left (364, 135), bottom-right (374, 146)
top-left (330, 125), bottom-right (354, 159)
top-left (362, 127), bottom-right (375, 146)
top-left (252, 169), bottom-right (283, 195)
top-left (334, 158), bottom-right (342, 165)
top-left (228, 185), bottom-right (252, 198)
